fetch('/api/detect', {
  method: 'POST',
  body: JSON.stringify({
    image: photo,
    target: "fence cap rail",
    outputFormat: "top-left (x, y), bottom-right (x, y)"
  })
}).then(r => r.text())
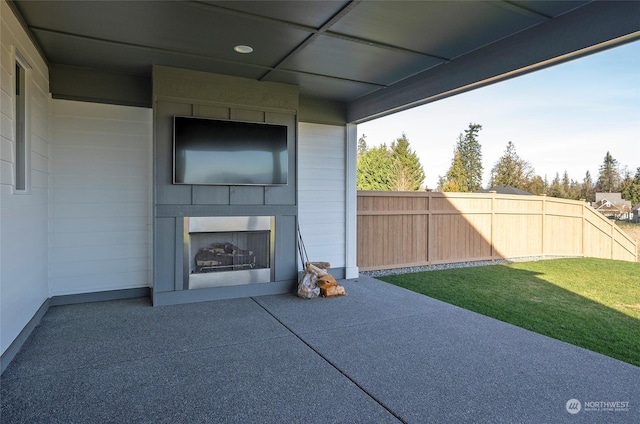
top-left (357, 190), bottom-right (583, 200)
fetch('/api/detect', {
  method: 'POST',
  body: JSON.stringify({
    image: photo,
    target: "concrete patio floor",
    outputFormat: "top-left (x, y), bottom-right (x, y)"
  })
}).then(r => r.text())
top-left (2, 275), bottom-right (638, 423)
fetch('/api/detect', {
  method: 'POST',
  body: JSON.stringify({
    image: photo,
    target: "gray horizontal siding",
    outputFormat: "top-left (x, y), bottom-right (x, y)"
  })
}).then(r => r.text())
top-left (49, 99), bottom-right (152, 295)
top-left (298, 123), bottom-right (346, 269)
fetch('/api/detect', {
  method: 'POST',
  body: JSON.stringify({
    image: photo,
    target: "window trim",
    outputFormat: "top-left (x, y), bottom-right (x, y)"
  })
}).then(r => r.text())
top-left (13, 49), bottom-right (31, 194)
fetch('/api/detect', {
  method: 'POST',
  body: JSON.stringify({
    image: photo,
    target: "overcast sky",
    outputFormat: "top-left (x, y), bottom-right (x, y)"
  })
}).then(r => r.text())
top-left (357, 40), bottom-right (640, 190)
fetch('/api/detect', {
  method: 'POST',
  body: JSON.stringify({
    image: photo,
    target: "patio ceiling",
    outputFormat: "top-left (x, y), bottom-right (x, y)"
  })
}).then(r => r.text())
top-left (9, 0), bottom-right (640, 122)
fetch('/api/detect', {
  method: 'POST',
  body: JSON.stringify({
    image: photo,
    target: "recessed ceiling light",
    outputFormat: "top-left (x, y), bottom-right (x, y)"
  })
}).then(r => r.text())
top-left (234, 45), bottom-right (254, 54)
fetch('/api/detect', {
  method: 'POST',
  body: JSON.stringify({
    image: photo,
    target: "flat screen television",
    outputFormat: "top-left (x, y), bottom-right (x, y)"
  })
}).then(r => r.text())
top-left (173, 116), bottom-right (288, 186)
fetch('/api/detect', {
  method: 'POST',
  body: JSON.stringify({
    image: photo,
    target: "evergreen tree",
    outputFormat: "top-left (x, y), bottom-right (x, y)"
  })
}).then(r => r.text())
top-left (489, 141), bottom-right (534, 190)
top-left (356, 133), bottom-right (425, 191)
top-left (525, 175), bottom-right (546, 195)
top-left (357, 134), bottom-right (368, 158)
top-left (441, 148), bottom-right (466, 192)
top-left (568, 179), bottom-right (581, 200)
top-left (388, 133), bottom-right (425, 191)
top-left (356, 144), bottom-right (391, 190)
top-left (441, 123), bottom-right (483, 192)
top-left (459, 124), bottom-right (484, 191)
top-left (595, 151), bottom-right (621, 193)
top-left (617, 166), bottom-right (640, 206)
top-left (547, 172), bottom-right (562, 198)
top-left (580, 171), bottom-right (595, 202)
top-left (561, 171), bottom-right (571, 199)
top-left (628, 167), bottom-right (640, 206)
top-left (619, 167), bottom-right (633, 202)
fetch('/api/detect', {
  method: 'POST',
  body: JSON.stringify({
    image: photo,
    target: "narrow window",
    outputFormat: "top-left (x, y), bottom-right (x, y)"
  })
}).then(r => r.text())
top-left (15, 61), bottom-right (26, 191)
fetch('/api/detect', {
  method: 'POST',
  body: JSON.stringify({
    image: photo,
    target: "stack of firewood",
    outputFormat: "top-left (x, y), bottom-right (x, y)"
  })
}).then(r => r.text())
top-left (305, 262), bottom-right (346, 297)
top-left (296, 226), bottom-right (346, 298)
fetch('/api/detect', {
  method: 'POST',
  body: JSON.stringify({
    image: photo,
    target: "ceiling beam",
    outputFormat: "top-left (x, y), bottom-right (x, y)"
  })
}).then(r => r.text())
top-left (192, 0), bottom-right (448, 79)
top-left (28, 26), bottom-right (275, 74)
top-left (496, 1), bottom-right (554, 20)
top-left (259, 1), bottom-right (362, 81)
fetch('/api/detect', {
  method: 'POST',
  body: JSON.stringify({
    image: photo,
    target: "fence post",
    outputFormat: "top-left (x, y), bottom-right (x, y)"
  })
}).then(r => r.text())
top-left (610, 220), bottom-right (614, 260)
top-left (541, 194), bottom-right (546, 258)
top-left (427, 192), bottom-right (432, 266)
top-left (490, 191), bottom-right (496, 261)
top-left (581, 200), bottom-right (586, 258)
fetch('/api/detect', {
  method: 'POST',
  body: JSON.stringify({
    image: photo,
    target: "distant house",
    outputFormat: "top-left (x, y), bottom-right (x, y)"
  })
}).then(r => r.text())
top-left (595, 193), bottom-right (625, 204)
top-left (594, 200), bottom-right (623, 219)
top-left (594, 193), bottom-right (632, 220)
top-left (478, 186), bottom-right (533, 196)
top-left (632, 204), bottom-right (640, 223)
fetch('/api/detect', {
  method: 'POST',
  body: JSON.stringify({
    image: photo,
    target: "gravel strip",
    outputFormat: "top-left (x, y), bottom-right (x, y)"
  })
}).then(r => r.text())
top-left (361, 256), bottom-right (577, 277)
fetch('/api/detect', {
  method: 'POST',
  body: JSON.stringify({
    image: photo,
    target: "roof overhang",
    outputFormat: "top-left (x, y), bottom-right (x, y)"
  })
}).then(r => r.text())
top-left (8, 0), bottom-right (640, 122)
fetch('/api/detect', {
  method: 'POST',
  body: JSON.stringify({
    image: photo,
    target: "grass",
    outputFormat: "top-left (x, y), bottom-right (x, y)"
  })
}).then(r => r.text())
top-left (380, 258), bottom-right (640, 367)
top-left (615, 221), bottom-right (639, 229)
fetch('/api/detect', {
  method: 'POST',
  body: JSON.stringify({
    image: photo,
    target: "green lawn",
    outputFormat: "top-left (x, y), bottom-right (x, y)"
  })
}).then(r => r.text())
top-left (380, 258), bottom-right (640, 367)
top-left (615, 221), bottom-right (639, 229)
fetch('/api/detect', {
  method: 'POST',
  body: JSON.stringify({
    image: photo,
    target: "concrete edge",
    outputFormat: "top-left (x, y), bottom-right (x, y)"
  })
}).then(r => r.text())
top-left (1, 288), bottom-right (151, 374)
top-left (1, 298), bottom-right (50, 375)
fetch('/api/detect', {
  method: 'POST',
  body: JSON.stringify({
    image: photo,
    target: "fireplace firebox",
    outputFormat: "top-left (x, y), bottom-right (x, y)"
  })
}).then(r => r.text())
top-left (184, 216), bottom-right (275, 289)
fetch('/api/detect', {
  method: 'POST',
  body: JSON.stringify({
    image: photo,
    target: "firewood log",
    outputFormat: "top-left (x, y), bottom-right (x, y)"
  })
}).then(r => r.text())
top-left (321, 284), bottom-right (346, 297)
top-left (317, 274), bottom-right (337, 289)
top-left (308, 261), bottom-right (331, 270)
top-left (305, 262), bottom-right (328, 276)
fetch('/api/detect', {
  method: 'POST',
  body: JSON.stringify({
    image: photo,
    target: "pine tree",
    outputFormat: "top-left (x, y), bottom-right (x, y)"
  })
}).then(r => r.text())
top-left (489, 141), bottom-right (534, 190)
top-left (357, 134), bottom-right (368, 158)
top-left (525, 175), bottom-right (546, 195)
top-left (595, 151), bottom-right (621, 193)
top-left (459, 124), bottom-right (484, 191)
top-left (628, 167), bottom-right (640, 206)
top-left (561, 170), bottom-right (571, 198)
top-left (568, 179), bottom-right (581, 200)
top-left (619, 168), bottom-right (633, 202)
top-left (581, 171), bottom-right (595, 202)
top-left (441, 123), bottom-right (483, 192)
top-left (388, 133), bottom-right (425, 191)
top-left (442, 148), bottom-right (466, 192)
top-left (547, 172), bottom-right (562, 198)
top-left (621, 167), bottom-right (640, 207)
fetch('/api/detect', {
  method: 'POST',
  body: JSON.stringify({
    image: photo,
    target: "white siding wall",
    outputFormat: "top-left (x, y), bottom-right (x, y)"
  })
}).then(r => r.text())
top-left (298, 123), bottom-right (346, 269)
top-left (1, 0), bottom-right (51, 355)
top-left (49, 100), bottom-right (152, 295)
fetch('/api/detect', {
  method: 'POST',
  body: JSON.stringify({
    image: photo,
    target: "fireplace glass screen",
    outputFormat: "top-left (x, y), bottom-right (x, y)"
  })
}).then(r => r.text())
top-left (184, 216), bottom-right (274, 289)
top-left (190, 231), bottom-right (270, 273)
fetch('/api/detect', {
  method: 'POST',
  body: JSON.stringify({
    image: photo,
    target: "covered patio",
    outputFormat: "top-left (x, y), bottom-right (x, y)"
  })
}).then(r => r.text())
top-left (3, 275), bottom-right (638, 423)
top-left (2, 2), bottom-right (640, 419)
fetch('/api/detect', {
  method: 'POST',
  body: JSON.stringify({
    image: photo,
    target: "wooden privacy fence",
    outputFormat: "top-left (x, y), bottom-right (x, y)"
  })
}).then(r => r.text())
top-left (357, 191), bottom-right (638, 271)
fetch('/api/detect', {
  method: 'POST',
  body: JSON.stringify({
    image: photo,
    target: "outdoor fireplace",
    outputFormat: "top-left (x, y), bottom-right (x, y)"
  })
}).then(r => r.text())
top-left (184, 216), bottom-right (275, 289)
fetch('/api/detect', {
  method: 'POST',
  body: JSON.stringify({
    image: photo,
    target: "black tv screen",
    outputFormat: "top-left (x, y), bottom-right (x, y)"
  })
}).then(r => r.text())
top-left (173, 116), bottom-right (288, 185)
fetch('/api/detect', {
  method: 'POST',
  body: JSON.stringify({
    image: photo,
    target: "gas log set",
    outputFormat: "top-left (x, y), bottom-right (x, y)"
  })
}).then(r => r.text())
top-left (194, 242), bottom-right (256, 273)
